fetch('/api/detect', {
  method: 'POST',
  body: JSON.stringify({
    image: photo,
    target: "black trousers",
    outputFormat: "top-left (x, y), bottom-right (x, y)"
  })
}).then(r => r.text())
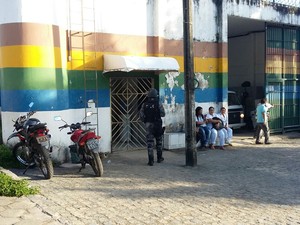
top-left (255, 122), bottom-right (270, 143)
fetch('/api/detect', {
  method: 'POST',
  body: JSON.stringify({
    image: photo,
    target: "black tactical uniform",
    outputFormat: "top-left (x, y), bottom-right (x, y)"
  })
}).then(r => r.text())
top-left (140, 88), bottom-right (166, 166)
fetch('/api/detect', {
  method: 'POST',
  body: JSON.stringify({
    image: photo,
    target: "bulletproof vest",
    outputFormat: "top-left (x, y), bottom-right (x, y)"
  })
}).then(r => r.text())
top-left (143, 100), bottom-right (160, 123)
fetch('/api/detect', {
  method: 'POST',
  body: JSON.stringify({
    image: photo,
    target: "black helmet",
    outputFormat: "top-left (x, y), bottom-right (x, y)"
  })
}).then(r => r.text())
top-left (147, 88), bottom-right (158, 98)
top-left (24, 118), bottom-right (40, 131)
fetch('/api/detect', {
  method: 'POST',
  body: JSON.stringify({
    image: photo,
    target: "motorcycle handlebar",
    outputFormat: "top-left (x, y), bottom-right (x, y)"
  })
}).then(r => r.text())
top-left (58, 124), bottom-right (69, 129)
top-left (58, 121), bottom-right (92, 131)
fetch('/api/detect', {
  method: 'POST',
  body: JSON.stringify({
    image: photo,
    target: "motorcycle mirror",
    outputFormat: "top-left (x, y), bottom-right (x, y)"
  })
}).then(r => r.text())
top-left (54, 116), bottom-right (62, 121)
top-left (86, 111), bottom-right (93, 117)
top-left (81, 111), bottom-right (93, 123)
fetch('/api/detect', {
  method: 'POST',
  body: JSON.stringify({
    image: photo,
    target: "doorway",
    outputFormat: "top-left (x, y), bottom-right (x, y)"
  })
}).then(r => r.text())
top-left (110, 77), bottom-right (153, 151)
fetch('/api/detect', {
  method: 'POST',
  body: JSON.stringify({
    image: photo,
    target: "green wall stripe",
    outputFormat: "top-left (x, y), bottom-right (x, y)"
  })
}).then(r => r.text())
top-left (0, 68), bottom-right (68, 90)
top-left (160, 72), bottom-right (228, 89)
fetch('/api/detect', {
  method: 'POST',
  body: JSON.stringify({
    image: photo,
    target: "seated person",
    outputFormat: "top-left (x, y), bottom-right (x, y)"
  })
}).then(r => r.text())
top-left (195, 106), bottom-right (210, 149)
top-left (217, 107), bottom-right (233, 146)
top-left (205, 106), bottom-right (225, 150)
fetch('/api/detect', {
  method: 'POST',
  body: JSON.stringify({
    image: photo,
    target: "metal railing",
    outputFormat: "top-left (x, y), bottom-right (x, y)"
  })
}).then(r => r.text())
top-left (268, 0), bottom-right (299, 7)
top-left (230, 0), bottom-right (300, 8)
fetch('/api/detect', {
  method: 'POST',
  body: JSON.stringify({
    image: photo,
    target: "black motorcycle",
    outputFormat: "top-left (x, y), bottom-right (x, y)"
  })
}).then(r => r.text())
top-left (7, 102), bottom-right (54, 179)
top-left (7, 104), bottom-right (36, 167)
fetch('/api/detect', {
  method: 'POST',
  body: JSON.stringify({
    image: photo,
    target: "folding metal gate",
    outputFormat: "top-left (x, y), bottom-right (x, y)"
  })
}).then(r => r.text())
top-left (111, 77), bottom-right (153, 151)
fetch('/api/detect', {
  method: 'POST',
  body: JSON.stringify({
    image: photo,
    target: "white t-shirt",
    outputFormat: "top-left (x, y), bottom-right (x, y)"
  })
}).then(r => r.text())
top-left (205, 113), bottom-right (217, 129)
top-left (195, 115), bottom-right (206, 127)
top-left (217, 113), bottom-right (228, 127)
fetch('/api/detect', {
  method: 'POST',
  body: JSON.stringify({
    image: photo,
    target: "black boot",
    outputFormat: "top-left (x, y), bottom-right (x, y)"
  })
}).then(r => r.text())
top-left (157, 151), bottom-right (164, 163)
top-left (148, 154), bottom-right (154, 166)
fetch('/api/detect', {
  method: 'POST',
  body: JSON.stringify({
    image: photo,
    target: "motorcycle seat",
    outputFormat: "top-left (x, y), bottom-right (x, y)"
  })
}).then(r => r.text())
top-left (28, 123), bottom-right (47, 132)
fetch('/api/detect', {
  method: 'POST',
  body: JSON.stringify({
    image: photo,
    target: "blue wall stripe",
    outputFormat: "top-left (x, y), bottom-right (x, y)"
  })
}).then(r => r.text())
top-left (161, 87), bottom-right (226, 104)
top-left (1, 89), bottom-right (110, 112)
top-left (5, 86), bottom-right (299, 112)
top-left (68, 90), bottom-right (110, 109)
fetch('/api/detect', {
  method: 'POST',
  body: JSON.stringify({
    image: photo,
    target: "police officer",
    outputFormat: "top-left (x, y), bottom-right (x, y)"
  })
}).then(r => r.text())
top-left (140, 88), bottom-right (166, 166)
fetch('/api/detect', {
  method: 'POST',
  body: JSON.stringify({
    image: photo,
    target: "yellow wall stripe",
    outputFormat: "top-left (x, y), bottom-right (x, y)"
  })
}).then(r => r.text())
top-left (0, 46), bottom-right (228, 73)
top-left (68, 51), bottom-right (228, 73)
top-left (0, 46), bottom-right (67, 68)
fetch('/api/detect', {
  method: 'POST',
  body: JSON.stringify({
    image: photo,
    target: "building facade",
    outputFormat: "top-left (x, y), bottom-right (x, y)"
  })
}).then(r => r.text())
top-left (0, 0), bottom-right (299, 162)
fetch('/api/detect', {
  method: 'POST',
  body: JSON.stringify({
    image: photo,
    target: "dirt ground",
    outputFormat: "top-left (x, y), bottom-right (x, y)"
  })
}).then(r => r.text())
top-left (232, 129), bottom-right (300, 147)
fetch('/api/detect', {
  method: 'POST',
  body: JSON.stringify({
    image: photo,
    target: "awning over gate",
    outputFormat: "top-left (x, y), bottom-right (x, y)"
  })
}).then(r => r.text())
top-left (103, 55), bottom-right (180, 73)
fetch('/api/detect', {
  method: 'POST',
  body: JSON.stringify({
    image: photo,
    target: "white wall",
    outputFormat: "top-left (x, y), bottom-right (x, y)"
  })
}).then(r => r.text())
top-left (3, 108), bottom-right (111, 163)
top-left (0, 0), bottom-right (221, 41)
top-left (0, 0), bottom-right (299, 39)
top-left (0, 0), bottom-right (68, 27)
top-left (227, 1), bottom-right (300, 26)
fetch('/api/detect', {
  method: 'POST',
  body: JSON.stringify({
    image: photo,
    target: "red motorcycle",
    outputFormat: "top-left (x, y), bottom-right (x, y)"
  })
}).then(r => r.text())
top-left (55, 113), bottom-right (104, 177)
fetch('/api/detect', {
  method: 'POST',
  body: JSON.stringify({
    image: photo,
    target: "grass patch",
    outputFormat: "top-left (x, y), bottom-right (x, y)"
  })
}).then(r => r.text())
top-left (0, 145), bottom-right (24, 169)
top-left (0, 146), bottom-right (39, 197)
top-left (0, 172), bottom-right (39, 197)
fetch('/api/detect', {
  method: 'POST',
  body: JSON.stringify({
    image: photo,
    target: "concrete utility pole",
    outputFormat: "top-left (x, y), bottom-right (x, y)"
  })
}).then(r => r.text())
top-left (183, 0), bottom-right (197, 166)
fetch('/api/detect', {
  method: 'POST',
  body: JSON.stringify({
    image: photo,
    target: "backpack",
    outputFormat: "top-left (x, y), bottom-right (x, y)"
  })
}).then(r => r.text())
top-left (143, 100), bottom-right (163, 137)
top-left (143, 100), bottom-right (160, 123)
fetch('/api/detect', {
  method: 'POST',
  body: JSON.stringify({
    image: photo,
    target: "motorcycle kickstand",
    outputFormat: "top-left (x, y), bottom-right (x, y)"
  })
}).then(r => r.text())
top-left (78, 160), bottom-right (86, 173)
top-left (23, 165), bottom-right (30, 175)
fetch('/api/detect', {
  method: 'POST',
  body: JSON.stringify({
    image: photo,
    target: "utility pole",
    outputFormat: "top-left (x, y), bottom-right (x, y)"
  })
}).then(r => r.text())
top-left (183, 0), bottom-right (197, 166)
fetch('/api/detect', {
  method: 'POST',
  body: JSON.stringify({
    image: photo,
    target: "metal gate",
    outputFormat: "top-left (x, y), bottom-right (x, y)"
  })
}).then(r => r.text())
top-left (266, 81), bottom-right (283, 132)
top-left (266, 25), bottom-right (300, 132)
top-left (111, 77), bottom-right (153, 151)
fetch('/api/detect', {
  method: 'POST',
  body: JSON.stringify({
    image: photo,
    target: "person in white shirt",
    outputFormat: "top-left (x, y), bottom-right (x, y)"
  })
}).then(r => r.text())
top-left (206, 106), bottom-right (225, 150)
top-left (195, 106), bottom-right (211, 149)
top-left (217, 107), bottom-right (233, 146)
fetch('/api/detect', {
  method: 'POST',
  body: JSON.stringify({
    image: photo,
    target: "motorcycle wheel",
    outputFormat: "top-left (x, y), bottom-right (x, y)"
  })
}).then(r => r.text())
top-left (13, 142), bottom-right (36, 168)
top-left (89, 152), bottom-right (103, 177)
top-left (36, 146), bottom-right (54, 179)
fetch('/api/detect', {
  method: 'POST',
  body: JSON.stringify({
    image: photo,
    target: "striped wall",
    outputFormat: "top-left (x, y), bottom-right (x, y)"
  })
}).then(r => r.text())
top-left (0, 21), bottom-right (228, 112)
top-left (0, 23), bottom-right (68, 111)
top-left (1, 0), bottom-right (299, 158)
top-left (0, 17), bottom-right (226, 157)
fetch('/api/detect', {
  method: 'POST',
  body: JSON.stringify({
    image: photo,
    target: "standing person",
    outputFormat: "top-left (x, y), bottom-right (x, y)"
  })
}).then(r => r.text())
top-left (253, 101), bottom-right (273, 140)
top-left (206, 106), bottom-right (225, 150)
top-left (140, 88), bottom-right (166, 166)
top-left (195, 106), bottom-right (211, 149)
top-left (255, 98), bottom-right (271, 144)
top-left (217, 107), bottom-right (233, 146)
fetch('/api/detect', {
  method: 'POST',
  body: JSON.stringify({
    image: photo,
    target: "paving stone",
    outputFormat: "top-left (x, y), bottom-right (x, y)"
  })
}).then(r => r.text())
top-left (2, 132), bottom-right (300, 224)
top-left (1, 218), bottom-right (21, 225)
top-left (0, 208), bottom-right (26, 218)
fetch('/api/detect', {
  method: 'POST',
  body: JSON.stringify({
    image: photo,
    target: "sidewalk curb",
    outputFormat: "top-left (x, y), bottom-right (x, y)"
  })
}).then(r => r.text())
top-left (0, 166), bottom-right (21, 180)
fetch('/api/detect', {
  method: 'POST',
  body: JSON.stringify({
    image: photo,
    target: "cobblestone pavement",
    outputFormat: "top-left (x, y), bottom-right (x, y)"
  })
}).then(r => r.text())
top-left (2, 132), bottom-right (300, 225)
